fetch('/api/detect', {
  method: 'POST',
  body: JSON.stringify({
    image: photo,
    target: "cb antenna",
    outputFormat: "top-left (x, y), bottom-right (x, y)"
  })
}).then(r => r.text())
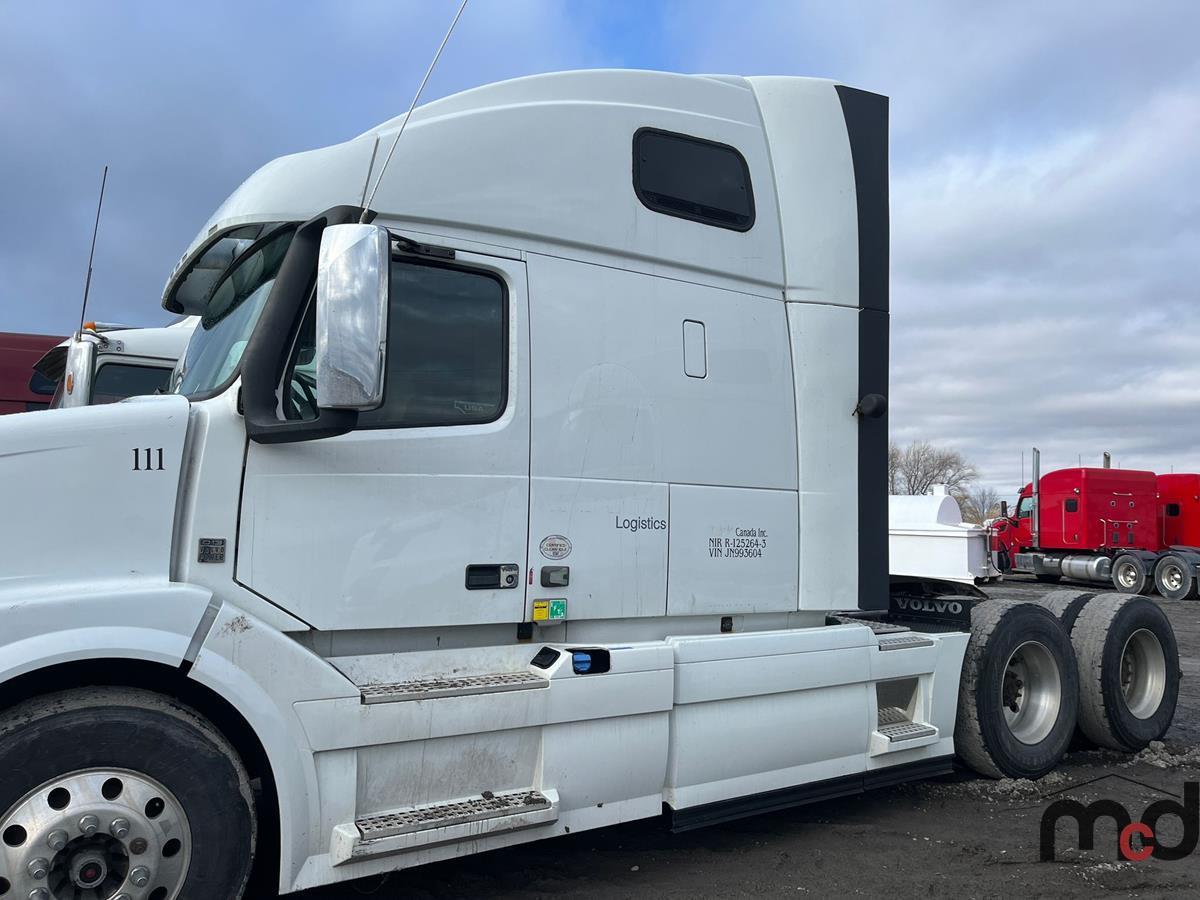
top-left (79, 164), bottom-right (109, 337)
top-left (360, 0), bottom-right (469, 222)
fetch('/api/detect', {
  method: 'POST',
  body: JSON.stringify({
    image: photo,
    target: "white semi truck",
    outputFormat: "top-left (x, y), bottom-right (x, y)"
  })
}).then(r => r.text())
top-left (33, 318), bottom-right (197, 409)
top-left (0, 72), bottom-right (1178, 899)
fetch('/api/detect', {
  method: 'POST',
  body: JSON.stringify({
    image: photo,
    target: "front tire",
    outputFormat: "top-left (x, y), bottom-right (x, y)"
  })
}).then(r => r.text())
top-left (0, 687), bottom-right (256, 900)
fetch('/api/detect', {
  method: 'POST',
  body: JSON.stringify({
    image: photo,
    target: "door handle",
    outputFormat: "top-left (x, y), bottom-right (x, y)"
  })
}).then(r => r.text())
top-left (465, 564), bottom-right (520, 590)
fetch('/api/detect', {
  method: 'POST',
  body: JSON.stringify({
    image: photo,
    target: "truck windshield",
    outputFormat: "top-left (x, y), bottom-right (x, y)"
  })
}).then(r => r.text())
top-left (173, 225), bottom-right (296, 397)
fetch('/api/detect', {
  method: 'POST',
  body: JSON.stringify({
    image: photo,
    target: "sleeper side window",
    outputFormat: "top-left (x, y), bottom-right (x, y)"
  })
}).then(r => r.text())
top-left (1064, 499), bottom-right (1079, 513)
top-left (633, 128), bottom-right (754, 231)
top-left (284, 258), bottom-right (507, 427)
top-left (1166, 503), bottom-right (1182, 517)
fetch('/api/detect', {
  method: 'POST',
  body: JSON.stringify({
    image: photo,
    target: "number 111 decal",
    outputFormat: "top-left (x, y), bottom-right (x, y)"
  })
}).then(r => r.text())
top-left (132, 448), bottom-right (165, 471)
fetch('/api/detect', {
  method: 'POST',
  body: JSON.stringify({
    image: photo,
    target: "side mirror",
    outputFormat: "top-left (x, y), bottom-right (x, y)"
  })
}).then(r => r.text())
top-left (59, 337), bottom-right (96, 408)
top-left (315, 223), bottom-right (389, 410)
top-left (999, 500), bottom-right (1009, 519)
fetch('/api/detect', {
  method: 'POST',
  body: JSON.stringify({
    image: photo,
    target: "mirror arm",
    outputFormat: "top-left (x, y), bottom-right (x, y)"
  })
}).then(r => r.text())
top-left (243, 205), bottom-right (372, 445)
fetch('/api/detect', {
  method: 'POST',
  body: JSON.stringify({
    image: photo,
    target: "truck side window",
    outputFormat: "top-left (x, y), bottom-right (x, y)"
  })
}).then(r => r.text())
top-left (1016, 497), bottom-right (1034, 519)
top-left (285, 259), bottom-right (507, 427)
top-left (91, 363), bottom-right (172, 404)
top-left (633, 128), bottom-right (754, 231)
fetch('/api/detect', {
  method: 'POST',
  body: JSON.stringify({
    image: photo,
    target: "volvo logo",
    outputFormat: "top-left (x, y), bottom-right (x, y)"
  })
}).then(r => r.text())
top-left (893, 597), bottom-right (964, 615)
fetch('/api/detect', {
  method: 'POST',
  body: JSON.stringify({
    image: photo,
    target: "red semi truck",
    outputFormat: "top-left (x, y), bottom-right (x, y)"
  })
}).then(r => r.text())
top-left (0, 331), bottom-right (64, 414)
top-left (992, 449), bottom-right (1200, 600)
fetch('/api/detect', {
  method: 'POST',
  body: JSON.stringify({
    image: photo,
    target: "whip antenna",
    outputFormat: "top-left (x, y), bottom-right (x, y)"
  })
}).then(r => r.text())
top-left (360, 0), bottom-right (468, 221)
top-left (79, 164), bottom-right (109, 337)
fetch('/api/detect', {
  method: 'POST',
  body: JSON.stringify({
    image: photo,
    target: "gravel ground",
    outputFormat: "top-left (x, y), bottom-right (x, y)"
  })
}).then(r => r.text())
top-left (290, 576), bottom-right (1200, 899)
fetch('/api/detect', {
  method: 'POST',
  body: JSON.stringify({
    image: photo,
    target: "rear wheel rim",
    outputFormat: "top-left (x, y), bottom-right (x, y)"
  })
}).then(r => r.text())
top-left (0, 768), bottom-right (191, 900)
top-left (1160, 563), bottom-right (1185, 594)
top-left (1001, 640), bottom-right (1062, 745)
top-left (1121, 628), bottom-right (1167, 719)
top-left (1116, 562), bottom-right (1139, 590)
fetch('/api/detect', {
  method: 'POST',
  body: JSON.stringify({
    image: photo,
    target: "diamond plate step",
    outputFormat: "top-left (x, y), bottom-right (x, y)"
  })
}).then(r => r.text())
top-left (870, 707), bottom-right (940, 756)
top-left (332, 789), bottom-right (560, 864)
top-left (358, 790), bottom-right (552, 840)
top-left (878, 721), bottom-right (938, 741)
top-left (360, 671), bottom-right (549, 704)
top-left (877, 634), bottom-right (935, 651)
top-left (877, 705), bottom-right (911, 726)
top-left (828, 614), bottom-right (912, 635)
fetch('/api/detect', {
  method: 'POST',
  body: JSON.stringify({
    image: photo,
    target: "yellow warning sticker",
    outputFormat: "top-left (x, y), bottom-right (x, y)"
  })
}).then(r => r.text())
top-left (532, 599), bottom-right (567, 622)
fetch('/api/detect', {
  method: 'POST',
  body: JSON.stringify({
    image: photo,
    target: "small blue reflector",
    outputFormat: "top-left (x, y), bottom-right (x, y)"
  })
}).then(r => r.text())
top-left (572, 651), bottom-right (592, 674)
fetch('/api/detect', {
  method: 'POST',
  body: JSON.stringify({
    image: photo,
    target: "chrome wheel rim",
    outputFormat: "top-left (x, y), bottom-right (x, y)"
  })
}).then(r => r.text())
top-left (0, 769), bottom-right (191, 900)
top-left (1160, 562), bottom-right (1185, 594)
top-left (1116, 562), bottom-right (1139, 590)
top-left (1121, 628), bottom-right (1167, 719)
top-left (1002, 640), bottom-right (1062, 745)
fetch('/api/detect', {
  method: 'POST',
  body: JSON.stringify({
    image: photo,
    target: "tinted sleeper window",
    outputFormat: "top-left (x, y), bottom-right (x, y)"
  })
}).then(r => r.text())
top-left (633, 128), bottom-right (754, 231)
top-left (360, 260), bottom-right (506, 428)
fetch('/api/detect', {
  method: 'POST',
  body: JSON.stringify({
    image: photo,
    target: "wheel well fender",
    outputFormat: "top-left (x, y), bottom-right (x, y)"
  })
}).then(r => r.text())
top-left (0, 657), bottom-right (282, 888)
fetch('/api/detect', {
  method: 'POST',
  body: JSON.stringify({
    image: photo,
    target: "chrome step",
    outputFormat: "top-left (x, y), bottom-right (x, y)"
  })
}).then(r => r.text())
top-left (877, 634), bottom-right (935, 651)
top-left (360, 670), bottom-right (549, 704)
top-left (331, 789), bottom-right (559, 864)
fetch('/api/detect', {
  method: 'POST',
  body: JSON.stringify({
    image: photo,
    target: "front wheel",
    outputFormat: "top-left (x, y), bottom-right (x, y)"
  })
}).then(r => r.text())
top-left (0, 688), bottom-right (256, 900)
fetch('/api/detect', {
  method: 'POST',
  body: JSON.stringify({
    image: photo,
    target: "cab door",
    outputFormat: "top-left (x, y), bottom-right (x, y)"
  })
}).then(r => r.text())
top-left (235, 248), bottom-right (529, 631)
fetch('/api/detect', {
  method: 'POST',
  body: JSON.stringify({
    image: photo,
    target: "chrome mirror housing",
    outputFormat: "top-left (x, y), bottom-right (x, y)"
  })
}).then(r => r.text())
top-left (59, 336), bottom-right (96, 408)
top-left (314, 223), bottom-right (389, 410)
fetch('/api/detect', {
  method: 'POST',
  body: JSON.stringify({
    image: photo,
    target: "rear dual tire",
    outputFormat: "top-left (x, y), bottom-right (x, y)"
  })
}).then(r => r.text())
top-left (1029, 591), bottom-right (1179, 751)
top-left (1112, 554), bottom-right (1151, 595)
top-left (1153, 553), bottom-right (1198, 602)
top-left (1072, 594), bottom-right (1180, 750)
top-left (955, 602), bottom-right (1078, 779)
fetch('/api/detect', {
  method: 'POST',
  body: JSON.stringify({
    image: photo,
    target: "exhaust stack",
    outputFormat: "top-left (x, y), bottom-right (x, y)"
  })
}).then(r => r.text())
top-left (1031, 447), bottom-right (1041, 549)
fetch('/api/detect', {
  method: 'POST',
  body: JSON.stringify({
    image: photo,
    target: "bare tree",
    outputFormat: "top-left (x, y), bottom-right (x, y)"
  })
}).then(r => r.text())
top-left (890, 440), bottom-right (978, 497)
top-left (960, 485), bottom-right (1001, 524)
top-left (888, 441), bottom-right (902, 495)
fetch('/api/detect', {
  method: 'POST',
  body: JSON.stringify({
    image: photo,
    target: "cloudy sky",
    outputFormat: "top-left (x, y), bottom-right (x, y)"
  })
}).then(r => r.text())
top-left (2, 1), bottom-right (1198, 493)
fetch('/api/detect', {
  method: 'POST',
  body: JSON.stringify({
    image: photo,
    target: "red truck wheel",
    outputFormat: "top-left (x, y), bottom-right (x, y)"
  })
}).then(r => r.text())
top-left (1111, 554), bottom-right (1150, 594)
top-left (1153, 554), bottom-right (1198, 602)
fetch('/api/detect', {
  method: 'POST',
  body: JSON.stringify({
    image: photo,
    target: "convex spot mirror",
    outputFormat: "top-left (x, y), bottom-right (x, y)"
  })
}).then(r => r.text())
top-left (315, 223), bottom-right (390, 410)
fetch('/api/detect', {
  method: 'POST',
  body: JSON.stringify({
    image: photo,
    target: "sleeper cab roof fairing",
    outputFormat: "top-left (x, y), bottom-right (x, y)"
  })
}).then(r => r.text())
top-left (163, 70), bottom-right (879, 313)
